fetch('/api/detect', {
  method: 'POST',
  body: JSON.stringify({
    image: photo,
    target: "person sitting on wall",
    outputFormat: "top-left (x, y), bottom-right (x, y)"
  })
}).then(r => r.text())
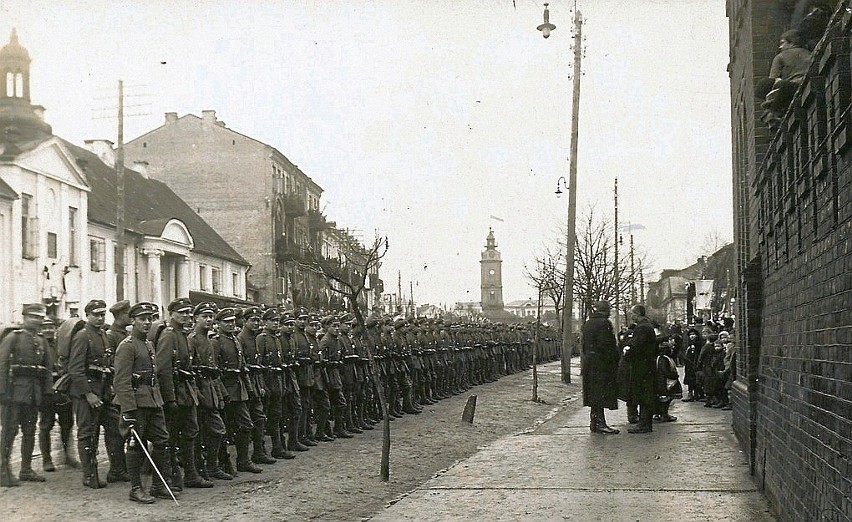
top-left (761, 29), bottom-right (813, 127)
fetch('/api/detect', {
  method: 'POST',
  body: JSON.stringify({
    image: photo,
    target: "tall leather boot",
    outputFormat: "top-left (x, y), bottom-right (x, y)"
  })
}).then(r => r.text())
top-left (206, 437), bottom-right (232, 480)
top-left (270, 424), bottom-right (295, 459)
top-left (105, 432), bottom-right (128, 482)
top-left (346, 403), bottom-right (362, 434)
top-left (18, 433), bottom-right (45, 481)
top-left (150, 446), bottom-right (181, 500)
top-left (0, 440), bottom-right (19, 487)
top-left (222, 440), bottom-right (238, 477)
top-left (402, 391), bottom-right (421, 415)
top-left (80, 438), bottom-right (105, 488)
top-left (287, 420), bottom-right (309, 451)
top-left (333, 411), bottom-right (353, 438)
top-left (60, 424), bottom-right (79, 468)
top-left (314, 408), bottom-right (333, 442)
top-left (182, 442), bottom-right (214, 488)
top-left (125, 447), bottom-right (154, 504)
top-left (235, 431), bottom-right (262, 473)
top-left (39, 428), bottom-right (55, 472)
top-left (594, 408), bottom-right (619, 435)
top-left (251, 419), bottom-right (276, 464)
top-left (589, 409), bottom-right (598, 433)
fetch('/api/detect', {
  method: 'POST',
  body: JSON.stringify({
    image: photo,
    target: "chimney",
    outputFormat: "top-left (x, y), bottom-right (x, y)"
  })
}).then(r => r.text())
top-left (32, 105), bottom-right (46, 122)
top-left (201, 110), bottom-right (217, 124)
top-left (165, 112), bottom-right (178, 123)
top-left (83, 139), bottom-right (115, 168)
top-left (132, 160), bottom-right (149, 178)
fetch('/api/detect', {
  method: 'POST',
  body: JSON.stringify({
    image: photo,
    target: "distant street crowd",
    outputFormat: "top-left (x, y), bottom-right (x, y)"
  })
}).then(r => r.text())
top-left (0, 298), bottom-right (561, 504)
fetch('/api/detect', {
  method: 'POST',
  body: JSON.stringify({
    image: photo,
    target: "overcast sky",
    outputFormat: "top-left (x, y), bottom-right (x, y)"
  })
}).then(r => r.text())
top-left (1, 0), bottom-right (732, 307)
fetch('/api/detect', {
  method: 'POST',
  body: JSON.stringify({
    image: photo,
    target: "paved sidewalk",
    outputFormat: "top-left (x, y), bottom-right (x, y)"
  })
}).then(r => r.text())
top-left (370, 363), bottom-right (776, 522)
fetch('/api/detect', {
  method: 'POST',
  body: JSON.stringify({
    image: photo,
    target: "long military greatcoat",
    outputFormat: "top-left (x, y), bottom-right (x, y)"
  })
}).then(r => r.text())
top-left (622, 316), bottom-right (657, 406)
top-left (580, 311), bottom-right (620, 410)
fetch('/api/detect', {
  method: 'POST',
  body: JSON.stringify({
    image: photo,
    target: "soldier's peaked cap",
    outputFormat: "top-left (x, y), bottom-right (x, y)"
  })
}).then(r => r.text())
top-left (84, 299), bottom-right (108, 315)
top-left (109, 300), bottom-right (131, 316)
top-left (167, 297), bottom-right (193, 313)
top-left (262, 308), bottom-right (280, 320)
top-left (243, 306), bottom-right (263, 320)
top-left (216, 308), bottom-right (237, 322)
top-left (22, 303), bottom-right (46, 317)
top-left (129, 302), bottom-right (156, 318)
top-left (193, 302), bottom-right (218, 316)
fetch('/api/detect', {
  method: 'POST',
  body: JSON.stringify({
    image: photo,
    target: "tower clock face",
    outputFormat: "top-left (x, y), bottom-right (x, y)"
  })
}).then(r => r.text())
top-left (489, 269), bottom-right (495, 276)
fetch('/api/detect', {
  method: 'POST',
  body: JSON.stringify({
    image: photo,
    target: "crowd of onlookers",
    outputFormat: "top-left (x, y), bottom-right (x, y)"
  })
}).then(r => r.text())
top-left (658, 317), bottom-right (737, 411)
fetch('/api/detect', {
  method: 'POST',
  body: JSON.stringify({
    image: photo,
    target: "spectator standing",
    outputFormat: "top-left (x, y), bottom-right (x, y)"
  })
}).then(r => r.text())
top-left (580, 301), bottom-right (620, 435)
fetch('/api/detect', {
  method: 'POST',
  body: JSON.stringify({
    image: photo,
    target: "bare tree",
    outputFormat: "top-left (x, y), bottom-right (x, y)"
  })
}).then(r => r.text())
top-left (299, 234), bottom-right (393, 481)
top-left (699, 228), bottom-right (732, 258)
top-left (523, 244), bottom-right (565, 325)
top-left (543, 207), bottom-right (647, 327)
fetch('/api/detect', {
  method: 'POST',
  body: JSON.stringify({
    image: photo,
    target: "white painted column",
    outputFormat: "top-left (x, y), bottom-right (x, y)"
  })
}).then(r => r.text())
top-left (177, 256), bottom-right (190, 297)
top-left (144, 248), bottom-right (163, 313)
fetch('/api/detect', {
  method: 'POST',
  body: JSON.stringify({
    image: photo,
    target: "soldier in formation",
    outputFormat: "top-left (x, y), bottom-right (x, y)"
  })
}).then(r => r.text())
top-left (0, 297), bottom-right (560, 500)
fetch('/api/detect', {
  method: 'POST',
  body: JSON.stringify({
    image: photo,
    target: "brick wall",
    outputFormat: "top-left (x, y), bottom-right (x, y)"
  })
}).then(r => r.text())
top-left (730, 1), bottom-right (852, 520)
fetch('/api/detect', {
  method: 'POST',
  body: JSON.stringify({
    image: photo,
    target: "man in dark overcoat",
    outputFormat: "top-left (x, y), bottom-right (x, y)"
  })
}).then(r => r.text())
top-left (581, 300), bottom-right (620, 434)
top-left (624, 304), bottom-right (657, 433)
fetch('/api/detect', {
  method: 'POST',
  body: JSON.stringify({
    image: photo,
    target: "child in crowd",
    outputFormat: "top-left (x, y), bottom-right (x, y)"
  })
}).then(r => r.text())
top-left (653, 336), bottom-right (681, 422)
top-left (682, 327), bottom-right (703, 402)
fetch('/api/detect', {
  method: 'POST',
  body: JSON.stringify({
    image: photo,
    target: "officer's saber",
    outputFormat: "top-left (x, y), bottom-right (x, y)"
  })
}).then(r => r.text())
top-left (130, 426), bottom-right (179, 506)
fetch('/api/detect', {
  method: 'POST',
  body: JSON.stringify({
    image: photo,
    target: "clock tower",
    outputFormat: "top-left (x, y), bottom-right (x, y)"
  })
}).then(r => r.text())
top-left (480, 228), bottom-right (504, 311)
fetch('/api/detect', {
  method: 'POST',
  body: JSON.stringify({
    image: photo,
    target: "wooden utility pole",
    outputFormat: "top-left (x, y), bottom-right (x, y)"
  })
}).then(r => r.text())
top-left (560, 6), bottom-right (583, 385)
top-left (115, 80), bottom-right (126, 301)
top-left (613, 177), bottom-right (619, 333)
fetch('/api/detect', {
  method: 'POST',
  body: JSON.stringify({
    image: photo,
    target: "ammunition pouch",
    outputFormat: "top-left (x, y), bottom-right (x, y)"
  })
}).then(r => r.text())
top-left (131, 371), bottom-right (155, 389)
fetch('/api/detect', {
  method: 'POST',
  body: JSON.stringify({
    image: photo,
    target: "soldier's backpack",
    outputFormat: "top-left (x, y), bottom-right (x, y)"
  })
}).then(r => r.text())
top-left (53, 318), bottom-right (86, 393)
top-left (147, 320), bottom-right (168, 348)
top-left (56, 318), bottom-right (86, 370)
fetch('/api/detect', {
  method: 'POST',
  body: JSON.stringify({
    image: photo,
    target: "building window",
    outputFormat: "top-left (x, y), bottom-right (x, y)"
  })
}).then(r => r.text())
top-left (21, 194), bottom-right (37, 259)
top-left (212, 267), bottom-right (221, 294)
top-left (199, 264), bottom-right (207, 291)
top-left (232, 272), bottom-right (239, 296)
top-left (68, 207), bottom-right (77, 265)
top-left (90, 238), bottom-right (106, 271)
top-left (5, 72), bottom-right (12, 97)
top-left (47, 232), bottom-right (57, 258)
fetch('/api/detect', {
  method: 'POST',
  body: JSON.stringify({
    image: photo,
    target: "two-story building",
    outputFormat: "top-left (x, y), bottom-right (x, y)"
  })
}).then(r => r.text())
top-left (0, 30), bottom-right (249, 321)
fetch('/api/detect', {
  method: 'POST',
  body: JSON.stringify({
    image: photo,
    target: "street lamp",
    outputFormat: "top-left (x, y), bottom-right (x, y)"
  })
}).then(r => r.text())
top-left (540, 3), bottom-right (583, 385)
top-left (555, 176), bottom-right (568, 196)
top-left (537, 3), bottom-right (556, 39)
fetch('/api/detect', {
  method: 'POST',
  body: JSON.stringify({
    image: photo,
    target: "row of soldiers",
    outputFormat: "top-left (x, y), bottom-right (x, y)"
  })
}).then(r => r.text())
top-left (0, 298), bottom-right (561, 504)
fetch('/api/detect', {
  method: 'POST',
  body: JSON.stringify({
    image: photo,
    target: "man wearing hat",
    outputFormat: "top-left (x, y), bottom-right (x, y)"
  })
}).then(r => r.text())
top-left (156, 298), bottom-right (213, 489)
top-left (102, 300), bottom-right (131, 482)
top-left (581, 301), bottom-right (620, 435)
top-left (292, 310), bottom-right (318, 445)
top-left (319, 316), bottom-right (353, 439)
top-left (255, 308), bottom-right (296, 459)
top-left (216, 308), bottom-right (262, 474)
top-left (238, 306), bottom-right (276, 465)
top-left (278, 312), bottom-right (309, 452)
top-left (37, 316), bottom-right (78, 473)
top-left (624, 304), bottom-right (658, 434)
top-left (0, 303), bottom-right (52, 486)
top-left (187, 302), bottom-right (231, 481)
top-left (67, 299), bottom-right (123, 487)
top-left (113, 302), bottom-right (170, 503)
